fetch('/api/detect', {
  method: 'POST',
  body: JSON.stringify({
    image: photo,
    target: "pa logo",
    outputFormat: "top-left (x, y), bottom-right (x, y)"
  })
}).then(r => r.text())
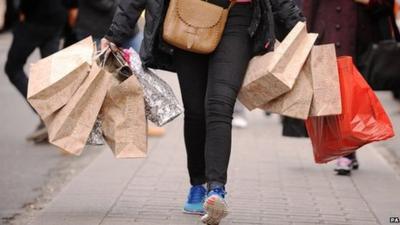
top-left (390, 217), bottom-right (400, 223)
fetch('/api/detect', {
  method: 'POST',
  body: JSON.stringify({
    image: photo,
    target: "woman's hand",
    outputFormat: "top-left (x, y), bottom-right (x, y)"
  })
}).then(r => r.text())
top-left (100, 38), bottom-right (119, 52)
top-left (19, 13), bottom-right (25, 22)
top-left (354, 0), bottom-right (370, 5)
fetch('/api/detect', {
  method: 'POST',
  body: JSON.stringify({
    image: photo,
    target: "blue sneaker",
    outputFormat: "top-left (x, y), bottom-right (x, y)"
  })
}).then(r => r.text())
top-left (201, 188), bottom-right (228, 225)
top-left (183, 185), bottom-right (207, 215)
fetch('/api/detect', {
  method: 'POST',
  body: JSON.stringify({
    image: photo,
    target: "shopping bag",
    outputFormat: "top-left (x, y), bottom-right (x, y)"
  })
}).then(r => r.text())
top-left (305, 57), bottom-right (395, 163)
top-left (260, 55), bottom-right (313, 120)
top-left (45, 62), bottom-right (112, 155)
top-left (238, 22), bottom-right (318, 110)
top-left (309, 44), bottom-right (342, 116)
top-left (28, 37), bottom-right (94, 120)
top-left (100, 73), bottom-right (148, 158)
top-left (122, 48), bottom-right (183, 126)
top-left (87, 118), bottom-right (104, 145)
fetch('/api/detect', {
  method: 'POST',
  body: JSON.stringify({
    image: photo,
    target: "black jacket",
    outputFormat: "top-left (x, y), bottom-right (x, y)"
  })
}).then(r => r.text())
top-left (76, 0), bottom-right (119, 39)
top-left (105, 0), bottom-right (304, 72)
top-left (20, 0), bottom-right (67, 27)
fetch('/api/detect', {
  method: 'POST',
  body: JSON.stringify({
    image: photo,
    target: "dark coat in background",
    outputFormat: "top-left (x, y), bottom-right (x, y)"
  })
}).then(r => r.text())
top-left (20, 0), bottom-right (67, 27)
top-left (302, 0), bottom-right (400, 58)
top-left (293, 0), bottom-right (302, 8)
top-left (75, 0), bottom-right (119, 39)
top-left (105, 0), bottom-right (305, 72)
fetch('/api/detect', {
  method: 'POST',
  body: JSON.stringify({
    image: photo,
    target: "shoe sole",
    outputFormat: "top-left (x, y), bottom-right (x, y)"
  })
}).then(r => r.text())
top-left (32, 133), bottom-right (49, 144)
top-left (182, 209), bottom-right (205, 215)
top-left (26, 127), bottom-right (48, 142)
top-left (201, 196), bottom-right (228, 225)
top-left (335, 169), bottom-right (351, 176)
top-left (334, 162), bottom-right (359, 175)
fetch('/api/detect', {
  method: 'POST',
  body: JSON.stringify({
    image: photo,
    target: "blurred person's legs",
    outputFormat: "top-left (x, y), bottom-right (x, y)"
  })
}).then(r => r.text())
top-left (335, 152), bottom-right (359, 176)
top-left (5, 21), bottom-right (62, 142)
top-left (278, 116), bottom-right (360, 175)
top-left (393, 89), bottom-right (400, 101)
top-left (63, 25), bottom-right (78, 48)
top-left (5, 22), bottom-right (35, 98)
top-left (232, 101), bottom-right (248, 128)
top-left (281, 116), bottom-right (308, 137)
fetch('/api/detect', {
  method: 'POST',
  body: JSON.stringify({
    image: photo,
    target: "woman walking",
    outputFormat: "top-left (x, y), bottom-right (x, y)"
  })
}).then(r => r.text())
top-left (102, 0), bottom-right (304, 224)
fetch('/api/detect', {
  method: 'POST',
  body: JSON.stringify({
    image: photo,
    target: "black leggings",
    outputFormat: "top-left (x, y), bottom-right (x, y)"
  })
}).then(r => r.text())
top-left (5, 22), bottom-right (61, 101)
top-left (173, 3), bottom-right (253, 188)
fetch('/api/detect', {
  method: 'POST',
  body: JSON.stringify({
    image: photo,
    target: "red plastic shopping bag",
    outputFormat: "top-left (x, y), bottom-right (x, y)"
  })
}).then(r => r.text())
top-left (305, 56), bottom-right (395, 163)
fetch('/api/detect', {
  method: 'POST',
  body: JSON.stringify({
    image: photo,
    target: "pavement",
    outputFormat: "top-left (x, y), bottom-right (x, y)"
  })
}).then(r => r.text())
top-left (378, 93), bottom-right (400, 160)
top-left (27, 68), bottom-right (400, 225)
top-left (0, 31), bottom-right (400, 225)
top-left (0, 33), bottom-right (102, 225)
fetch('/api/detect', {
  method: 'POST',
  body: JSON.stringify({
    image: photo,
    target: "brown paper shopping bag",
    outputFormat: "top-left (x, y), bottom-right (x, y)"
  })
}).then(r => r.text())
top-left (309, 44), bottom-right (342, 116)
top-left (101, 74), bottom-right (148, 159)
top-left (28, 37), bottom-right (94, 120)
top-left (261, 56), bottom-right (313, 120)
top-left (45, 62), bottom-right (112, 155)
top-left (238, 22), bottom-right (318, 110)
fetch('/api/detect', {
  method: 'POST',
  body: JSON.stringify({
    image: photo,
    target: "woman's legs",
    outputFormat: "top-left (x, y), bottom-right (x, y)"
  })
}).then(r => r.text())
top-left (174, 49), bottom-right (209, 186)
top-left (205, 3), bottom-right (253, 189)
top-left (174, 2), bottom-right (253, 190)
top-left (201, 4), bottom-right (253, 224)
top-left (174, 3), bottom-right (253, 223)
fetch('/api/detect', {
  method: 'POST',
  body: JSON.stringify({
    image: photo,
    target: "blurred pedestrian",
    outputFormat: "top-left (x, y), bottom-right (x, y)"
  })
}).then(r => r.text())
top-left (303, 0), bottom-right (400, 175)
top-left (101, 0), bottom-right (304, 224)
top-left (4, 0), bottom-right (67, 143)
top-left (75, 0), bottom-right (119, 42)
top-left (63, 0), bottom-right (78, 48)
top-left (282, 116), bottom-right (308, 137)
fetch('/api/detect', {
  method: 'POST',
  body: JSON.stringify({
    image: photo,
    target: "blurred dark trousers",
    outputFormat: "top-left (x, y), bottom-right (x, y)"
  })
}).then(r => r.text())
top-left (5, 22), bottom-right (61, 100)
top-left (173, 3), bottom-right (253, 187)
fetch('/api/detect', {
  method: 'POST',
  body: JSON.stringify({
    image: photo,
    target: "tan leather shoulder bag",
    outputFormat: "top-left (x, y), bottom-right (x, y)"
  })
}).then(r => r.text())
top-left (163, 0), bottom-right (235, 54)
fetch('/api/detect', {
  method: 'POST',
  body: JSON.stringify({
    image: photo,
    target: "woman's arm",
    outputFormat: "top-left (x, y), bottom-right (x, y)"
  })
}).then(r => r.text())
top-left (105, 0), bottom-right (146, 46)
top-left (270, 0), bottom-right (306, 31)
top-left (270, 0), bottom-right (306, 40)
top-left (85, 0), bottom-right (117, 12)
